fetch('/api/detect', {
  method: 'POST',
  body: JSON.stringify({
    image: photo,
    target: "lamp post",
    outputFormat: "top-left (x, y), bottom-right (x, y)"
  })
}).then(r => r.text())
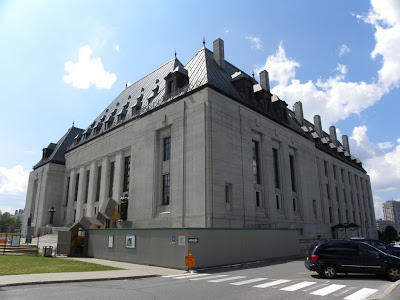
top-left (48, 207), bottom-right (56, 225)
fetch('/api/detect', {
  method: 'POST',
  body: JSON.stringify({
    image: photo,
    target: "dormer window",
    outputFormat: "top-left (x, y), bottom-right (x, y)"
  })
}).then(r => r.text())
top-left (100, 115), bottom-right (106, 122)
top-left (83, 128), bottom-right (92, 138)
top-left (74, 133), bottom-right (83, 144)
top-left (164, 62), bottom-right (189, 98)
top-left (111, 109), bottom-right (117, 116)
top-left (94, 122), bottom-right (103, 135)
top-left (168, 80), bottom-right (175, 94)
top-left (132, 101), bottom-right (142, 115)
top-left (117, 109), bottom-right (127, 122)
top-left (231, 71), bottom-right (255, 102)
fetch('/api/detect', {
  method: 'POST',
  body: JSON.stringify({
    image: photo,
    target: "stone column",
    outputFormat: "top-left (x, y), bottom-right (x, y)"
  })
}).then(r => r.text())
top-left (99, 156), bottom-right (110, 208)
top-left (113, 151), bottom-right (124, 201)
top-left (76, 166), bottom-right (86, 220)
top-left (66, 169), bottom-right (76, 225)
top-left (86, 162), bottom-right (96, 217)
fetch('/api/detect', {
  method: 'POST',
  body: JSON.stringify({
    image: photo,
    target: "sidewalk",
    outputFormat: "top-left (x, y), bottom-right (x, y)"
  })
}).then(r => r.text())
top-left (0, 257), bottom-right (183, 287)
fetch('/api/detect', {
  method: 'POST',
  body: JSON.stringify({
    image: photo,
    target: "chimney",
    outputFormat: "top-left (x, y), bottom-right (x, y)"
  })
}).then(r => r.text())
top-left (259, 70), bottom-right (270, 91)
top-left (213, 38), bottom-right (225, 69)
top-left (342, 135), bottom-right (350, 154)
top-left (294, 101), bottom-right (304, 126)
top-left (313, 115), bottom-right (322, 136)
top-left (329, 126), bottom-right (338, 146)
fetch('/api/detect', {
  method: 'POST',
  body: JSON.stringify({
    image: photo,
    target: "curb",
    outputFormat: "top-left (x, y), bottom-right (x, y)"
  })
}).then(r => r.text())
top-left (0, 275), bottom-right (158, 288)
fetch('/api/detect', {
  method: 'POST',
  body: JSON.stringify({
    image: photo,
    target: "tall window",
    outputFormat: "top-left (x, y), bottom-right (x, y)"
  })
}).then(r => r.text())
top-left (338, 209), bottom-right (342, 223)
top-left (293, 197), bottom-right (297, 211)
top-left (333, 165), bottom-right (337, 180)
top-left (95, 166), bottom-right (101, 202)
top-left (272, 148), bottom-right (280, 189)
top-left (312, 200), bottom-right (317, 217)
top-left (65, 177), bottom-right (70, 206)
top-left (326, 184), bottom-right (330, 200)
top-left (84, 170), bottom-right (90, 203)
top-left (341, 168), bottom-right (344, 182)
top-left (276, 194), bottom-right (281, 209)
top-left (225, 183), bottom-right (231, 204)
top-left (74, 173), bottom-right (79, 202)
top-left (252, 140), bottom-right (260, 184)
top-left (162, 174), bottom-right (170, 205)
top-left (335, 186), bottom-right (339, 202)
top-left (348, 172), bottom-right (352, 186)
top-left (123, 156), bottom-right (131, 192)
top-left (329, 207), bottom-right (333, 223)
top-left (289, 154), bottom-right (296, 192)
top-left (256, 191), bottom-right (262, 207)
top-left (168, 80), bottom-right (175, 94)
top-left (324, 160), bottom-right (328, 176)
top-left (109, 161), bottom-right (115, 198)
top-left (163, 137), bottom-right (171, 161)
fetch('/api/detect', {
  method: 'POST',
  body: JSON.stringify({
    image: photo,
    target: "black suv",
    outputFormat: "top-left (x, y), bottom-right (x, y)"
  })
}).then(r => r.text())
top-left (347, 238), bottom-right (400, 257)
top-left (305, 240), bottom-right (400, 281)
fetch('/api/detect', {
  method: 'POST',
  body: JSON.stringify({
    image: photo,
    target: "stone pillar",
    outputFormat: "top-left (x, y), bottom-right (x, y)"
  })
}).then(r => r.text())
top-left (66, 169), bottom-right (76, 225)
top-left (113, 151), bottom-right (124, 201)
top-left (76, 166), bottom-right (86, 220)
top-left (99, 156), bottom-right (109, 208)
top-left (86, 162), bottom-right (96, 217)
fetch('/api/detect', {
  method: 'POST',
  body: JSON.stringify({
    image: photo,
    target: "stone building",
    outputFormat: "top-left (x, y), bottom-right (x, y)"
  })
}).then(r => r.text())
top-left (382, 200), bottom-right (400, 230)
top-left (23, 38), bottom-right (377, 240)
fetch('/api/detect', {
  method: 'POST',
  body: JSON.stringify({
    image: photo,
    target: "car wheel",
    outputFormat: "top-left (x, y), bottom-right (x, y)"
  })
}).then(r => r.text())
top-left (386, 265), bottom-right (400, 282)
top-left (321, 264), bottom-right (337, 279)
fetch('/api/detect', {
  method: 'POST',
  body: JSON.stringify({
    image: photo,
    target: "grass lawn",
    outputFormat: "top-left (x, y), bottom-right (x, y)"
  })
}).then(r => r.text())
top-left (0, 254), bottom-right (123, 276)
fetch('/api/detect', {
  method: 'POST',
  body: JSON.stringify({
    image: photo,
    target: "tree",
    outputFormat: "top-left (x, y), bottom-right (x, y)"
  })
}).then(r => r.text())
top-left (382, 225), bottom-right (398, 243)
top-left (0, 212), bottom-right (22, 233)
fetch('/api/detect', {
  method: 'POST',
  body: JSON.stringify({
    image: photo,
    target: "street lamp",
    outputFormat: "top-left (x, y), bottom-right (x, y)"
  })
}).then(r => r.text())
top-left (48, 207), bottom-right (56, 225)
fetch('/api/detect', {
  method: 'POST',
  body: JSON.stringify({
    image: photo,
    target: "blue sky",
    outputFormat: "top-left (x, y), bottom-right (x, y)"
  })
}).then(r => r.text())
top-left (1, 0), bottom-right (399, 219)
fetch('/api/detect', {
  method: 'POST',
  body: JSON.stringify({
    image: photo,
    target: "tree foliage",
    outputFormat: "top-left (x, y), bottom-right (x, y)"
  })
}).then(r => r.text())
top-left (382, 225), bottom-right (398, 243)
top-left (0, 212), bottom-right (22, 233)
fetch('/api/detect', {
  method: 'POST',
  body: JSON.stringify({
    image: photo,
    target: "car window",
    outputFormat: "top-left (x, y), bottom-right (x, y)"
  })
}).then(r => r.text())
top-left (370, 240), bottom-right (387, 250)
top-left (358, 243), bottom-right (380, 258)
top-left (318, 243), bottom-right (357, 256)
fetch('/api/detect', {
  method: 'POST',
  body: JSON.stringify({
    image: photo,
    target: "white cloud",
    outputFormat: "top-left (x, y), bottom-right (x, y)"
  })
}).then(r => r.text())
top-left (378, 141), bottom-right (394, 150)
top-left (348, 126), bottom-right (400, 193)
top-left (23, 150), bottom-right (35, 155)
top-left (115, 44), bottom-right (120, 52)
top-left (258, 42), bottom-right (300, 86)
top-left (63, 45), bottom-right (117, 89)
top-left (360, 0), bottom-right (400, 90)
top-left (224, 27), bottom-right (230, 33)
top-left (338, 44), bottom-right (351, 57)
top-left (0, 165), bottom-right (29, 195)
top-left (246, 36), bottom-right (263, 51)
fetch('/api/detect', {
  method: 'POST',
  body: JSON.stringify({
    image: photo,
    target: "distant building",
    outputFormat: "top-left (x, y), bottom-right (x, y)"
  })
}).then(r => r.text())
top-left (382, 200), bottom-right (400, 229)
top-left (23, 38), bottom-right (377, 240)
top-left (376, 218), bottom-right (397, 232)
top-left (12, 209), bottom-right (24, 222)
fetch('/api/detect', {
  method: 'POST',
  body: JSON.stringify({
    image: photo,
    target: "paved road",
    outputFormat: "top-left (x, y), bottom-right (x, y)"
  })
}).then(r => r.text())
top-left (1, 259), bottom-right (398, 300)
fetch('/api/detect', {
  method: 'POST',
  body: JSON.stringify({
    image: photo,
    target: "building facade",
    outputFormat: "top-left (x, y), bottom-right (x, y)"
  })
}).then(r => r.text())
top-left (23, 38), bottom-right (377, 240)
top-left (382, 200), bottom-right (400, 229)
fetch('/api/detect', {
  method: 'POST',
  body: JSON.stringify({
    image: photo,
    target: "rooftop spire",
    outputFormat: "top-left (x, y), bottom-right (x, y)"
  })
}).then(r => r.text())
top-left (203, 36), bottom-right (206, 48)
top-left (174, 50), bottom-right (177, 58)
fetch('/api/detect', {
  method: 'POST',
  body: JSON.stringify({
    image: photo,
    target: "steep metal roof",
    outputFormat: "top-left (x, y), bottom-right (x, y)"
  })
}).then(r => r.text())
top-left (64, 44), bottom-right (364, 171)
top-left (33, 126), bottom-right (84, 170)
